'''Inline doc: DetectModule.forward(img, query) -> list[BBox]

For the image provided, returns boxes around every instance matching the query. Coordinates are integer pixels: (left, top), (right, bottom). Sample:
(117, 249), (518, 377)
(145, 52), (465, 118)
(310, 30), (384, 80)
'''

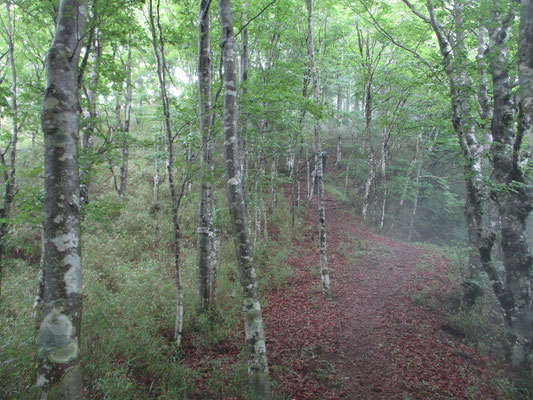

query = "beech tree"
(401, 0), (533, 369)
(197, 0), (217, 311)
(219, 0), (271, 396)
(36, 0), (88, 397)
(307, 0), (331, 300)
(148, 0), (184, 345)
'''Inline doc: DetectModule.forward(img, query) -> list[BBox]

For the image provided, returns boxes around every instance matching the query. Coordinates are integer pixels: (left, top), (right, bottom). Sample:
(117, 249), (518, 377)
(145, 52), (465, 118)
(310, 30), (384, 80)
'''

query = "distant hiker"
(322, 151), (328, 172)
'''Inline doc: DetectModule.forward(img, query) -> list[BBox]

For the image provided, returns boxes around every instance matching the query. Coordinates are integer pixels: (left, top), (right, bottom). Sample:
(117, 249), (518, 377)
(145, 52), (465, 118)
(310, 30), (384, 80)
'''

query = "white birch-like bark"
(307, 0), (331, 300)
(219, 0), (271, 396)
(37, 0), (88, 397)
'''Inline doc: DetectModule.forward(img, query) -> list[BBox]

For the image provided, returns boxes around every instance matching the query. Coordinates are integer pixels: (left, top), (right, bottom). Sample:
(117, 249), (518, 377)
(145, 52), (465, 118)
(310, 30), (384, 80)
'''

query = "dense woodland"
(1, 0), (533, 398)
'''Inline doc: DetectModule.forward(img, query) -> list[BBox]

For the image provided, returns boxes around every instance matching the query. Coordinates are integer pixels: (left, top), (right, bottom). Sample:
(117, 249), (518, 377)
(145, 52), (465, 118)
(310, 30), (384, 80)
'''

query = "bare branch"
(401, 0), (431, 23)
(235, 0), (278, 37)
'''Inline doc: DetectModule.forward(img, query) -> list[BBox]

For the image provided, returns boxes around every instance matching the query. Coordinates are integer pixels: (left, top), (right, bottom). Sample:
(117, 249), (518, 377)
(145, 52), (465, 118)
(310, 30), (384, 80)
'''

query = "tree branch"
(401, 0), (431, 23)
(235, 0), (278, 37)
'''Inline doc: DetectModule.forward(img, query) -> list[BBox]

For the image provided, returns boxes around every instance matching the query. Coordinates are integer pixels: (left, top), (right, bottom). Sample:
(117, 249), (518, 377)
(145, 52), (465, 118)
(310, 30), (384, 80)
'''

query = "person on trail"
(322, 151), (328, 172)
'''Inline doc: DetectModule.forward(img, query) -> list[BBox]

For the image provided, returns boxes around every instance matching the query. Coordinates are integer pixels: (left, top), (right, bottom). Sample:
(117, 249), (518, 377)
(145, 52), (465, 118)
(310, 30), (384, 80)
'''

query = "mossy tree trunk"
(37, 0), (88, 398)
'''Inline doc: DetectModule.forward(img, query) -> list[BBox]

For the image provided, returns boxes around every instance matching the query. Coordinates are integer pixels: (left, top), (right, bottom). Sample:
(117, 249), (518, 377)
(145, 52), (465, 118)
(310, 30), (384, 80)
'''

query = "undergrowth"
(0, 159), (300, 399)
(419, 245), (533, 399)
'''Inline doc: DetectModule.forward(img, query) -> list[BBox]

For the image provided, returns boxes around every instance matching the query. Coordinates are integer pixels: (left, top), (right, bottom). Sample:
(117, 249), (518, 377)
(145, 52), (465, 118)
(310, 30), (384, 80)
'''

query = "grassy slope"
(0, 140), (298, 399)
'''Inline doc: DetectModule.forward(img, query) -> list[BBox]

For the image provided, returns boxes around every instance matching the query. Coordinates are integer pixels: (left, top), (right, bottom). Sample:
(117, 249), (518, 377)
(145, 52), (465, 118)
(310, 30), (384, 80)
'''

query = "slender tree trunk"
(306, 148), (315, 203)
(218, 0), (271, 396)
(388, 132), (422, 234)
(307, 0), (331, 300)
(361, 148), (375, 221)
(197, 0), (216, 311)
(336, 135), (342, 167)
(0, 3), (19, 306)
(149, 0), (183, 345)
(378, 146), (387, 231)
(118, 37), (133, 201)
(407, 158), (423, 242)
(336, 83), (342, 168)
(153, 143), (161, 207)
(80, 28), (100, 207)
(271, 156), (278, 209)
(239, 0), (250, 191)
(37, 1), (87, 398)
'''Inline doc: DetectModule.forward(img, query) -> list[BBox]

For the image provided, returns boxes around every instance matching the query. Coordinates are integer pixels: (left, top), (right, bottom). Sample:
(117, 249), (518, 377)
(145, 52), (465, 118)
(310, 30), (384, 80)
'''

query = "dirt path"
(264, 189), (505, 399)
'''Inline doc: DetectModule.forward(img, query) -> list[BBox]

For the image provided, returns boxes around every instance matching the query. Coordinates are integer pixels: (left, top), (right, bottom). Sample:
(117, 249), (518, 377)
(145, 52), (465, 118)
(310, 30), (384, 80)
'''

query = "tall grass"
(0, 157), (299, 398)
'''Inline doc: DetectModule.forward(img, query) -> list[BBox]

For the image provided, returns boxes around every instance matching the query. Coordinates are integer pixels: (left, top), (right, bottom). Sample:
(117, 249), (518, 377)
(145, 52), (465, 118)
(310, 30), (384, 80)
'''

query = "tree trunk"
(307, 0), (331, 300)
(335, 83), (342, 168)
(378, 146), (387, 231)
(361, 148), (375, 221)
(197, 0), (217, 311)
(218, 0), (271, 396)
(0, 3), (19, 307)
(239, 0), (250, 191)
(118, 36), (133, 201)
(153, 144), (161, 207)
(388, 132), (422, 234)
(407, 159), (422, 242)
(80, 27), (100, 207)
(37, 0), (87, 398)
(149, 0), (183, 345)
(519, 0), (533, 148)
(489, 4), (533, 369)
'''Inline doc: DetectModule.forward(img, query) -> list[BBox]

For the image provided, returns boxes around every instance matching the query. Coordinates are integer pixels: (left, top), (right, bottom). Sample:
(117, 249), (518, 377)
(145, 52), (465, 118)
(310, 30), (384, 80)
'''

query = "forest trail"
(263, 183), (505, 399)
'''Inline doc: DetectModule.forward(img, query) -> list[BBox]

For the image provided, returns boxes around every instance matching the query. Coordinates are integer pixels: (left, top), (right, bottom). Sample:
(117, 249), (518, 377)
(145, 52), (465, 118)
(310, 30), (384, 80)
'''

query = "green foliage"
(0, 260), (40, 400)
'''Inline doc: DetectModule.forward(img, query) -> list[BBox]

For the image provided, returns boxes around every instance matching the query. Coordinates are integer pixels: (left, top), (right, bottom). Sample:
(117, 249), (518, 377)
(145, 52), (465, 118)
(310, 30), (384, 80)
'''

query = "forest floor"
(185, 179), (513, 399)
(262, 185), (508, 400)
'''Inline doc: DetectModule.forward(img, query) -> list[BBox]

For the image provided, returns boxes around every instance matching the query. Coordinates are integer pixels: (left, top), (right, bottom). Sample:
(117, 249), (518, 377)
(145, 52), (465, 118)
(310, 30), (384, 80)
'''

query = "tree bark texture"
(307, 0), (331, 300)
(37, 0), (88, 398)
(218, 0), (271, 397)
(489, 4), (533, 369)
(519, 0), (533, 147)
(197, 0), (217, 311)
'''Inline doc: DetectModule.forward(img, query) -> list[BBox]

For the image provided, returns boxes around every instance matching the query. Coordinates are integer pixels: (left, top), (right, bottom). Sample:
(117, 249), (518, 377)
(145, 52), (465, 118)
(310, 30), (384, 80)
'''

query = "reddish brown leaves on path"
(263, 190), (504, 399)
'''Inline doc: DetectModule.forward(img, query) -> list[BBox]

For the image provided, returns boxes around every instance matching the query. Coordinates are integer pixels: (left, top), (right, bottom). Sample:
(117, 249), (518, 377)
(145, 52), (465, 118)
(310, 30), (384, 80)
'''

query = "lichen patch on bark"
(49, 232), (78, 252)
